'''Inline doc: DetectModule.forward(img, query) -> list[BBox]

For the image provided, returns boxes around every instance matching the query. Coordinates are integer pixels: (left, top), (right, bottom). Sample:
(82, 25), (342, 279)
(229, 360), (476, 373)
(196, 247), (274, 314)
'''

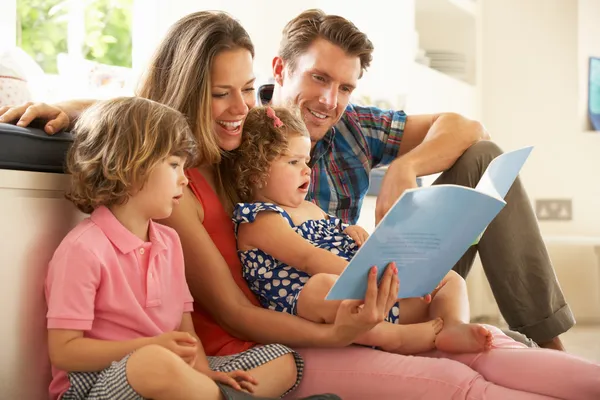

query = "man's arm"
(398, 113), (490, 176)
(375, 112), (490, 223)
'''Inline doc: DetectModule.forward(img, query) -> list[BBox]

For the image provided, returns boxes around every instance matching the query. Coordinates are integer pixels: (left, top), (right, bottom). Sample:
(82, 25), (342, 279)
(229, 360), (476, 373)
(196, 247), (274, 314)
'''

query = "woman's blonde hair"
(231, 106), (309, 203)
(137, 11), (254, 168)
(66, 96), (197, 214)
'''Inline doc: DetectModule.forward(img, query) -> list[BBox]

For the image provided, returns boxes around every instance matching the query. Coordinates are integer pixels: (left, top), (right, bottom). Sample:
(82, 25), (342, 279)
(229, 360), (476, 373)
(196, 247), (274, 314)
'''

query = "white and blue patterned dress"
(233, 202), (399, 323)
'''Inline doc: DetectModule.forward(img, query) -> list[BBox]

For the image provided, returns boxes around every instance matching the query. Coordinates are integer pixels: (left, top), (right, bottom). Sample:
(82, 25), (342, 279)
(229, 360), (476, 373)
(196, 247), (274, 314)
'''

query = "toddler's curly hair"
(231, 106), (309, 202)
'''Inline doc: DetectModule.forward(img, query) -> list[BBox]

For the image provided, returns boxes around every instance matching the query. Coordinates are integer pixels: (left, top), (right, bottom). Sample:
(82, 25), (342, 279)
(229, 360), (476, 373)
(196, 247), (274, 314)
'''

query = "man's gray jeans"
(433, 140), (575, 345)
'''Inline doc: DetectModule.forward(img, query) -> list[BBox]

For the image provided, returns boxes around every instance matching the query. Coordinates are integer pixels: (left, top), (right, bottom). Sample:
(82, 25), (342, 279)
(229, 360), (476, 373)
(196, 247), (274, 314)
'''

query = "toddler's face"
(255, 135), (312, 208)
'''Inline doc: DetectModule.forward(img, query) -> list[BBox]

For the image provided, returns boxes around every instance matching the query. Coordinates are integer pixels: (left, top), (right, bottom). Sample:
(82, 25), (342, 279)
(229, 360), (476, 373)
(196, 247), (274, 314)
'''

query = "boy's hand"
(343, 225), (370, 247)
(153, 331), (198, 364)
(208, 370), (258, 393)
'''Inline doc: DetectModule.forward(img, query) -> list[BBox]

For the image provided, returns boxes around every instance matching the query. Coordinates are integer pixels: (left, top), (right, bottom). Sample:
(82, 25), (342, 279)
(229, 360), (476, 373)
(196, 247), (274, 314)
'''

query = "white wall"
(481, 0), (600, 236)
(0, 0), (16, 51)
(578, 0), (600, 131)
(131, 0), (416, 105)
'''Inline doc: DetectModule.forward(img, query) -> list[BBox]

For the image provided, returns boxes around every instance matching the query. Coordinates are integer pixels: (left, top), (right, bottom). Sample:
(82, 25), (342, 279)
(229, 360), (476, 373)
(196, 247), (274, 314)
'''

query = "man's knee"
(459, 140), (503, 166)
(439, 140), (504, 187)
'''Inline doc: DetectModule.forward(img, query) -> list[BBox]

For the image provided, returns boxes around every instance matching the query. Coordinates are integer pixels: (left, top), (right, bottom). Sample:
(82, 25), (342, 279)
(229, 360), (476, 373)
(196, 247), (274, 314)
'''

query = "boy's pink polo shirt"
(45, 206), (194, 399)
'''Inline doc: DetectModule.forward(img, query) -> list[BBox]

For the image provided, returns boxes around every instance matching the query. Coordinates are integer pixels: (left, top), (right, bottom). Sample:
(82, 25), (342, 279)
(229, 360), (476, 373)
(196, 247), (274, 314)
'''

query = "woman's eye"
(212, 93), (227, 98)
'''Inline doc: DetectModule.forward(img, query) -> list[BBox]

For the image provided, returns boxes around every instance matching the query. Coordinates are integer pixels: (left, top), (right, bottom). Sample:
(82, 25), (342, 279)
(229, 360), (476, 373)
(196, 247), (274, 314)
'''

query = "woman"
(2, 11), (599, 400)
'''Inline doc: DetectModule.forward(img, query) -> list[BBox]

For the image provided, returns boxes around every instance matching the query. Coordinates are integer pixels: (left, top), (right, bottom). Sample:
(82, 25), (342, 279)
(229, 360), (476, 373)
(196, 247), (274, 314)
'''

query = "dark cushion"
(0, 122), (73, 173)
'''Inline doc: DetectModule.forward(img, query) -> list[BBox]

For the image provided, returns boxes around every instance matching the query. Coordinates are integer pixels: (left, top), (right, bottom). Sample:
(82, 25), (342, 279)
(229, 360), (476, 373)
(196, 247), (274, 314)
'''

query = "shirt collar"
(90, 206), (167, 254)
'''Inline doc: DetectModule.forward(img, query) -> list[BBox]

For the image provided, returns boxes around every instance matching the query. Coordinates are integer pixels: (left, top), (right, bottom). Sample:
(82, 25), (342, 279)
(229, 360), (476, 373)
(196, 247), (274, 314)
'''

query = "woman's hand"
(331, 263), (399, 346)
(0, 102), (70, 134)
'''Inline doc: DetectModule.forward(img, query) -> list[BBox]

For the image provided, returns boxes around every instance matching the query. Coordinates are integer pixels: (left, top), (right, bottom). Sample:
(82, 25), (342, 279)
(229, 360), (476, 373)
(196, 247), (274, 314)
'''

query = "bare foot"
(382, 318), (444, 355)
(538, 337), (566, 351)
(435, 323), (493, 353)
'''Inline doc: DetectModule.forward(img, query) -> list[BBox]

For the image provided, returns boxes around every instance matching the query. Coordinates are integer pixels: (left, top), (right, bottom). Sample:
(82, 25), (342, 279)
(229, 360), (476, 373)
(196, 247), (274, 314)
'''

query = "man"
(258, 9), (573, 350)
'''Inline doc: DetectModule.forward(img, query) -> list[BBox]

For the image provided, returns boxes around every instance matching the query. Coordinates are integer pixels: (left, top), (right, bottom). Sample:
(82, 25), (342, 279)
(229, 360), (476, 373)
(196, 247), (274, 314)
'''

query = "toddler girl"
(231, 106), (493, 355)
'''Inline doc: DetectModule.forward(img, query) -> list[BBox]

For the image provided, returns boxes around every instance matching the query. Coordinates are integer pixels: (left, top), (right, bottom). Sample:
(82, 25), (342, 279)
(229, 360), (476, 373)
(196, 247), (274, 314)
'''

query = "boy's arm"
(237, 212), (348, 276)
(48, 329), (197, 372)
(48, 329), (152, 372)
(178, 312), (210, 372)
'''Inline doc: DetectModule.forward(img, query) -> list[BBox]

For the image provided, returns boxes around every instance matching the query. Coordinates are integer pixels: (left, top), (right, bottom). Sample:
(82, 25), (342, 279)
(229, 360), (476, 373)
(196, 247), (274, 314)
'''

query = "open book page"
(470, 146), (534, 244)
(475, 146), (534, 199)
(326, 146), (534, 301)
(326, 185), (506, 300)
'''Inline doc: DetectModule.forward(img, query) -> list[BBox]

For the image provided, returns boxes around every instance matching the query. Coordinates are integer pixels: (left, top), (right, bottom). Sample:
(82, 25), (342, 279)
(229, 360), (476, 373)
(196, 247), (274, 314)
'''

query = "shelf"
(414, 0), (478, 86)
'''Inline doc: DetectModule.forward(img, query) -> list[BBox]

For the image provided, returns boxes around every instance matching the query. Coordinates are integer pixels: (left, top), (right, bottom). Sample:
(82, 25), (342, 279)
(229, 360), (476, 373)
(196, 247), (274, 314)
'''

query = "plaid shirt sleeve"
(344, 103), (407, 168)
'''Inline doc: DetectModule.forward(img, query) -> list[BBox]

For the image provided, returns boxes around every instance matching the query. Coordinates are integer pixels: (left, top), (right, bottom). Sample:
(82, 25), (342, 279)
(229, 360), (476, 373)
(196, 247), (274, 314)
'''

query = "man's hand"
(343, 225), (370, 247)
(375, 159), (419, 225)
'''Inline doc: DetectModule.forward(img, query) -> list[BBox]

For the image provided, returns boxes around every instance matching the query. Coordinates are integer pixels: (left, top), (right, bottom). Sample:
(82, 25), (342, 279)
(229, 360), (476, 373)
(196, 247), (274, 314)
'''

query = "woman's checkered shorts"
(61, 344), (303, 399)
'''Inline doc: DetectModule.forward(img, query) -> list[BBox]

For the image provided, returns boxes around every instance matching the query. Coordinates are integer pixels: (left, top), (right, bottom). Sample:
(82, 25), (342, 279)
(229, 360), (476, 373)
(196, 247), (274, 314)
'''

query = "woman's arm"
(237, 212), (348, 276)
(161, 187), (371, 348)
(0, 99), (96, 133)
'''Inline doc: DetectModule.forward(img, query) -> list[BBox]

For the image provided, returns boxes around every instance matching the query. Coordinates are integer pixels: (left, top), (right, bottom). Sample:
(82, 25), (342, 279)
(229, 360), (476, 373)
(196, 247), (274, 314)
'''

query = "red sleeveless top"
(186, 168), (259, 356)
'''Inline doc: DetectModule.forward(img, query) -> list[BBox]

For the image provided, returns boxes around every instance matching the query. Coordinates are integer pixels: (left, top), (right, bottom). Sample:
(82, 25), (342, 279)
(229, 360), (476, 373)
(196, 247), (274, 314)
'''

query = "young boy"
(46, 97), (266, 400)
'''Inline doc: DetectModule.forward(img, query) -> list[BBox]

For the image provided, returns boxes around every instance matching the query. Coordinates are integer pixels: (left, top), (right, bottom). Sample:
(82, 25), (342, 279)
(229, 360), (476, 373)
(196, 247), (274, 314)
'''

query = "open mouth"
(298, 181), (310, 191)
(217, 120), (243, 135)
(307, 108), (328, 120)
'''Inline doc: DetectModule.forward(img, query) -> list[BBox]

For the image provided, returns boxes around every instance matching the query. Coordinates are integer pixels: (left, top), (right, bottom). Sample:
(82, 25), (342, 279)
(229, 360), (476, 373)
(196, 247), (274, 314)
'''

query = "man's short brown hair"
(279, 9), (374, 77)
(66, 96), (198, 214)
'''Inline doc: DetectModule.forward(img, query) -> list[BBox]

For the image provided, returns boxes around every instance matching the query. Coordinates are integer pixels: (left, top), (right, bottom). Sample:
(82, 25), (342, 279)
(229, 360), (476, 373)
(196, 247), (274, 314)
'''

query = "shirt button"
(139, 248), (145, 255)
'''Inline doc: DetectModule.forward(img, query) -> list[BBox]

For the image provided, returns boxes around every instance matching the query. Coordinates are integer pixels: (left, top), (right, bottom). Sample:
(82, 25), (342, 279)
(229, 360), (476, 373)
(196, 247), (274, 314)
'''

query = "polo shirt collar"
(90, 206), (167, 254)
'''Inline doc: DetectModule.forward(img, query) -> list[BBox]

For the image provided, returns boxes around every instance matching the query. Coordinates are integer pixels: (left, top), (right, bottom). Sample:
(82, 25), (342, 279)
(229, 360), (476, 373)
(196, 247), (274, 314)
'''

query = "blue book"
(326, 146), (534, 300)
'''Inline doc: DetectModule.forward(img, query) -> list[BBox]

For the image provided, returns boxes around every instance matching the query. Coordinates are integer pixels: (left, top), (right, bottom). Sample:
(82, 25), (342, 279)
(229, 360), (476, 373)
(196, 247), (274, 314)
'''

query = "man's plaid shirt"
(259, 84), (406, 224)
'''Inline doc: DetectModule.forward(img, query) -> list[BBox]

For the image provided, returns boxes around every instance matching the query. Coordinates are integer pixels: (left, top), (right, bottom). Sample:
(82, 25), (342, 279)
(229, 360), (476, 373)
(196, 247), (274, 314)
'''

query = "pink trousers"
(285, 326), (600, 400)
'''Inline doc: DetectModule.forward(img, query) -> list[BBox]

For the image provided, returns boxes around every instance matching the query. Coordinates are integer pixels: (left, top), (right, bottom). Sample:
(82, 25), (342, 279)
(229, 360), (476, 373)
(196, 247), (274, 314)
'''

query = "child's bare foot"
(435, 323), (493, 353)
(382, 318), (444, 355)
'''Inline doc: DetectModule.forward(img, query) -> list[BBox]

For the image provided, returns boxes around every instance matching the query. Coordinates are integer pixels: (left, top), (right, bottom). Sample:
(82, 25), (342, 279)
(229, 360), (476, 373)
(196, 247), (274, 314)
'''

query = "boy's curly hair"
(66, 96), (198, 214)
(230, 106), (309, 203)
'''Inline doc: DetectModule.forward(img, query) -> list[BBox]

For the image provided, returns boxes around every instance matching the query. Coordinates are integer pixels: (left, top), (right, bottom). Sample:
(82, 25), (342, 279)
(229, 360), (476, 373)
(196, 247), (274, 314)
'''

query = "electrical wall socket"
(535, 199), (572, 221)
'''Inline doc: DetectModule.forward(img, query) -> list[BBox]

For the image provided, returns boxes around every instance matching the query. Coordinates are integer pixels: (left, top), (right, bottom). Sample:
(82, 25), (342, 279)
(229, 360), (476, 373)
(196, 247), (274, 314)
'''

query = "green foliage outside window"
(16, 0), (132, 74)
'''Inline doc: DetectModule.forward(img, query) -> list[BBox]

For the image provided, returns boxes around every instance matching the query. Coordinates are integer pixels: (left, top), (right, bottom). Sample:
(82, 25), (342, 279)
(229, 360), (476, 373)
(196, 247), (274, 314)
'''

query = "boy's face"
(135, 155), (189, 220)
(254, 135), (312, 208)
(273, 38), (362, 146)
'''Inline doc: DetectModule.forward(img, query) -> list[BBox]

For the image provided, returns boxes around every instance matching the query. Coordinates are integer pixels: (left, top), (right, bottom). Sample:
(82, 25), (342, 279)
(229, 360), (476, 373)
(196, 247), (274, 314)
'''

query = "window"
(17, 0), (132, 74)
